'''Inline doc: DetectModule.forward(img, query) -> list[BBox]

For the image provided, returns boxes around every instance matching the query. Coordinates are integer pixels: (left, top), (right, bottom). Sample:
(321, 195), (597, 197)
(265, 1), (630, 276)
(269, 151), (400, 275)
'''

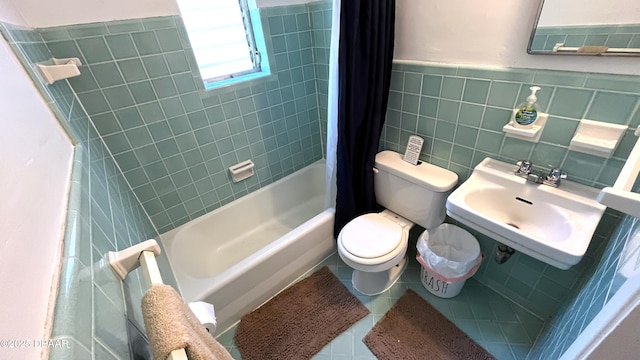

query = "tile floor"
(216, 252), (546, 360)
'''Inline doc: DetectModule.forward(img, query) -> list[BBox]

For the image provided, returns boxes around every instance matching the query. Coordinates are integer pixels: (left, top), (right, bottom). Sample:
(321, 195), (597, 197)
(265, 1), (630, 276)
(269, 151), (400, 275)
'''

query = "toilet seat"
(337, 211), (411, 294)
(340, 213), (403, 259)
(338, 212), (409, 270)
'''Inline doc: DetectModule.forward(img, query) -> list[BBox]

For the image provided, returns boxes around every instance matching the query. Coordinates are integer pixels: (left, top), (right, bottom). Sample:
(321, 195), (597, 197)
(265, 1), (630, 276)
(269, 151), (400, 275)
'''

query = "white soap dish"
(569, 119), (627, 158)
(37, 57), (82, 84)
(229, 160), (255, 182)
(502, 111), (549, 143)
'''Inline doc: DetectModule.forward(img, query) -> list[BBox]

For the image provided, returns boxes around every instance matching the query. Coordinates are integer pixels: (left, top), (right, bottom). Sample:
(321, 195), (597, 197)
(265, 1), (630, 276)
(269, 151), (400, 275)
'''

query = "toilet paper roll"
(188, 301), (217, 336)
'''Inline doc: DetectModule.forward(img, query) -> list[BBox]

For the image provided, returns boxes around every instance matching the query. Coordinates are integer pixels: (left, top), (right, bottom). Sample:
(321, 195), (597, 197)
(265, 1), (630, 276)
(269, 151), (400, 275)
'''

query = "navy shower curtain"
(334, 0), (396, 238)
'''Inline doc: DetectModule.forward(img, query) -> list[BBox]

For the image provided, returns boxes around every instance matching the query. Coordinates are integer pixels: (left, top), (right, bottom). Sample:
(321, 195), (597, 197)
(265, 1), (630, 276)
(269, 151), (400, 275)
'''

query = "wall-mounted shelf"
(569, 119), (627, 158)
(502, 111), (549, 143)
(36, 57), (82, 85)
(597, 127), (640, 218)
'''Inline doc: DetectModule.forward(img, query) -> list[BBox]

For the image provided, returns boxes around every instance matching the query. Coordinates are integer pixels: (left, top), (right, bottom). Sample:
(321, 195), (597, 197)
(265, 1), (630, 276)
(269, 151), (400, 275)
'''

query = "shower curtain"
(331, 0), (396, 238)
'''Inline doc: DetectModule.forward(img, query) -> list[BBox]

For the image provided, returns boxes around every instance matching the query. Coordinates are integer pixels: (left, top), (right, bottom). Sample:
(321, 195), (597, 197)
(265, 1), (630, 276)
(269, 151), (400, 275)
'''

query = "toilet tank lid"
(375, 150), (458, 192)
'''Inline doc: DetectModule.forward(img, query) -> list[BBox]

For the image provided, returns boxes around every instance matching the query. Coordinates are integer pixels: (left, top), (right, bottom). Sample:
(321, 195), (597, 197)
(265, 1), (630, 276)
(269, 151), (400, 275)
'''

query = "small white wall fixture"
(597, 127), (640, 218)
(502, 111), (549, 143)
(36, 57), (81, 85)
(569, 119), (628, 158)
(228, 160), (255, 183)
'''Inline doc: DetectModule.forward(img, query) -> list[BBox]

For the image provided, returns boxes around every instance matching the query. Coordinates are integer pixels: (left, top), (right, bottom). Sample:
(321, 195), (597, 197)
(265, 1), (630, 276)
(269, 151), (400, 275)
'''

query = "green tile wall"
(6, 1), (640, 358)
(531, 23), (640, 52)
(39, 6), (328, 234)
(383, 62), (639, 189)
(308, 1), (333, 145)
(382, 61), (640, 318)
(527, 214), (640, 359)
(1, 3), (330, 357)
(1, 23), (178, 359)
(384, 62), (640, 358)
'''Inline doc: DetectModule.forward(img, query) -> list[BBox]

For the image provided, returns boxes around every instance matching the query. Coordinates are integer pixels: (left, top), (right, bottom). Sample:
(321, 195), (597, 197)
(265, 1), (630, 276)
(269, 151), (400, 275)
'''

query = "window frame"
(178, 0), (271, 90)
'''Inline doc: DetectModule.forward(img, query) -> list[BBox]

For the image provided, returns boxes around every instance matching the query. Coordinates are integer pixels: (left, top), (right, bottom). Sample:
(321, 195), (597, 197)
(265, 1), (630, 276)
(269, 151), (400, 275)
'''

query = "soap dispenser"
(513, 86), (542, 129)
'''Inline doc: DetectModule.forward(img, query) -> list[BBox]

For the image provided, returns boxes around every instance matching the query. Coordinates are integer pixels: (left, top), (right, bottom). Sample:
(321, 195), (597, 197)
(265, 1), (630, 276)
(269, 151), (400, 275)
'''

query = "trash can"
(416, 223), (483, 298)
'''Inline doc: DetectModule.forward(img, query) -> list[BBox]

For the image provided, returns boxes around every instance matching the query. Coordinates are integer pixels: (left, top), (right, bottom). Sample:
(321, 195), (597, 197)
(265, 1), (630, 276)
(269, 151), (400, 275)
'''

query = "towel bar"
(107, 241), (189, 360)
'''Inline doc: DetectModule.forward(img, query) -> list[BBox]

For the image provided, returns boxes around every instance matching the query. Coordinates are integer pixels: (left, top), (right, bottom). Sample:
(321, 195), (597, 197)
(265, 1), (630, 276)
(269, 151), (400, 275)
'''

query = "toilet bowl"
(336, 150), (458, 296)
(337, 211), (412, 295)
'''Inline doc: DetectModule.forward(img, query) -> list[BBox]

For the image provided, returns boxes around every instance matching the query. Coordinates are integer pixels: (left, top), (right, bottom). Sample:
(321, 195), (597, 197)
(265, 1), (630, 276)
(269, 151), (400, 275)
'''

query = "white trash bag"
(417, 223), (481, 280)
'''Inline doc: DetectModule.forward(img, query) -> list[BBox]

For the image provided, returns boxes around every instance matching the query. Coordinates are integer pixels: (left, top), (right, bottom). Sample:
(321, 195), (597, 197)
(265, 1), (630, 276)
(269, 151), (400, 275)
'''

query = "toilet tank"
(374, 150), (458, 229)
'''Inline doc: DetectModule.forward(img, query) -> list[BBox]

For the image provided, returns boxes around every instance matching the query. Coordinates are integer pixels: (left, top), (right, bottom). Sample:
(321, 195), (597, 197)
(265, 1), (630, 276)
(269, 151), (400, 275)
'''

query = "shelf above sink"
(446, 157), (606, 270)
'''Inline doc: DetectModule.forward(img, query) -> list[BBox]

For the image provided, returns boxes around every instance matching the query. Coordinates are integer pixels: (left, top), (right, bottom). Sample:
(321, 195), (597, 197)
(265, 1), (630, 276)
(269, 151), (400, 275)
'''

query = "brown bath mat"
(364, 289), (495, 360)
(234, 266), (369, 359)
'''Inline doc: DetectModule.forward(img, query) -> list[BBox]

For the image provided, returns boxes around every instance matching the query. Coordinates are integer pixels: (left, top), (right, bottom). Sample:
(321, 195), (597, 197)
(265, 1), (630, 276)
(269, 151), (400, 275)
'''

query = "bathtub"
(161, 160), (335, 334)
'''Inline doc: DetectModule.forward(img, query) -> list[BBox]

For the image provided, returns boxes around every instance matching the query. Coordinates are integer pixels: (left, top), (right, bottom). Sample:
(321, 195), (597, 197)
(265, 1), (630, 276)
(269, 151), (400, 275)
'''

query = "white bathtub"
(161, 160), (335, 334)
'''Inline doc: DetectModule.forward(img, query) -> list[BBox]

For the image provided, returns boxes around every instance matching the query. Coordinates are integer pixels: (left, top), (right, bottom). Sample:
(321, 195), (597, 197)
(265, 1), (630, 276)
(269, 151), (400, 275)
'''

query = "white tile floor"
(216, 252), (545, 360)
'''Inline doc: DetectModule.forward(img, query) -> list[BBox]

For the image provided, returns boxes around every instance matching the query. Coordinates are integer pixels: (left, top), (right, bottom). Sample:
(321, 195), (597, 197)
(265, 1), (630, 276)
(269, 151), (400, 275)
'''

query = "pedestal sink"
(446, 158), (606, 269)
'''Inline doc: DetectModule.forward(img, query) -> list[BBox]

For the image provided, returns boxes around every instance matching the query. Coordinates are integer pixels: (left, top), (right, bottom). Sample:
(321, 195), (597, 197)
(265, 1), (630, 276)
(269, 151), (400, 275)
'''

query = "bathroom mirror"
(528, 0), (640, 56)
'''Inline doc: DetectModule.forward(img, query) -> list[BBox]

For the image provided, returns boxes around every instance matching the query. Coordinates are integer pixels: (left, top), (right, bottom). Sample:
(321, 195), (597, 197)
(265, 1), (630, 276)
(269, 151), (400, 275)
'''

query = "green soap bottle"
(513, 86), (541, 128)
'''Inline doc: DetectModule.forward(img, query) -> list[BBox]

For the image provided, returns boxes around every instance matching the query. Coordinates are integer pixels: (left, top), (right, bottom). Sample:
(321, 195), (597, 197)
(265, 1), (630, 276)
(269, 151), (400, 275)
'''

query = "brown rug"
(234, 266), (369, 360)
(364, 289), (496, 360)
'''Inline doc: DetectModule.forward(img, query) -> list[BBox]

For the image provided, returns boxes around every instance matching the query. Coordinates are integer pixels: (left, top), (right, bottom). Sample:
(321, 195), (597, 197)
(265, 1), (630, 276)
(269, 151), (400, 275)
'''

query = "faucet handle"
(545, 168), (567, 186)
(548, 168), (567, 180)
(516, 160), (532, 175)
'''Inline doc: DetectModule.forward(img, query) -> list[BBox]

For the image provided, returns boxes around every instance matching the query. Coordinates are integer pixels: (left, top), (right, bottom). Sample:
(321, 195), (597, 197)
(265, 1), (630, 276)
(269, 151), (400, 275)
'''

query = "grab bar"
(108, 240), (189, 360)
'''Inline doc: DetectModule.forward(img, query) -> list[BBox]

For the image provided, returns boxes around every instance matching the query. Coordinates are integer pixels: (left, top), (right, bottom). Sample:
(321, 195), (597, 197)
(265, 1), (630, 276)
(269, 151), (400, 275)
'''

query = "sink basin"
(446, 157), (606, 269)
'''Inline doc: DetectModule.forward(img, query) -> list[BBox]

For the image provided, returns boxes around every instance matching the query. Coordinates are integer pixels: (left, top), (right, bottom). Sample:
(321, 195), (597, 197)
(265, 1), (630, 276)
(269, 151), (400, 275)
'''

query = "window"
(177, 0), (267, 89)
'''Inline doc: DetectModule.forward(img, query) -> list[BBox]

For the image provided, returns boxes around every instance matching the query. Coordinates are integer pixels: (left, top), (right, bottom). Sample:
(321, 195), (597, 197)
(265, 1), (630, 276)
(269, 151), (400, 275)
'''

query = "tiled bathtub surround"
(531, 23), (640, 52)
(4, 1), (640, 359)
(308, 2), (333, 144)
(2, 3), (331, 359)
(38, 4), (331, 234)
(0, 23), (178, 359)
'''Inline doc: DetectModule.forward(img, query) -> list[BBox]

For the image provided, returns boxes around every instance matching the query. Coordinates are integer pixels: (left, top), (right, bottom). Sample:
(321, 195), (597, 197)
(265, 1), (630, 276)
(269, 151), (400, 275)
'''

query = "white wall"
(394, 0), (640, 75)
(12, 0), (180, 28)
(0, 36), (73, 358)
(255, 0), (322, 7)
(0, 0), (26, 25)
(12, 0), (639, 75)
(12, 0), (320, 27)
(539, 0), (640, 26)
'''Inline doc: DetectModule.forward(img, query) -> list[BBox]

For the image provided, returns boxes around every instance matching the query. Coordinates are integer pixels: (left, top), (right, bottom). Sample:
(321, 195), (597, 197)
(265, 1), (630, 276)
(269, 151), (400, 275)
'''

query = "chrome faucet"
(515, 160), (567, 187)
(515, 160), (532, 176)
(546, 168), (568, 186)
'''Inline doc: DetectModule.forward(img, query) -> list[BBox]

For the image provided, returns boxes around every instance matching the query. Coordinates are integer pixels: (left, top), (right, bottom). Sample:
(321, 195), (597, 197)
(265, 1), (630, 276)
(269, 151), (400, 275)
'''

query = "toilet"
(337, 150), (458, 295)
